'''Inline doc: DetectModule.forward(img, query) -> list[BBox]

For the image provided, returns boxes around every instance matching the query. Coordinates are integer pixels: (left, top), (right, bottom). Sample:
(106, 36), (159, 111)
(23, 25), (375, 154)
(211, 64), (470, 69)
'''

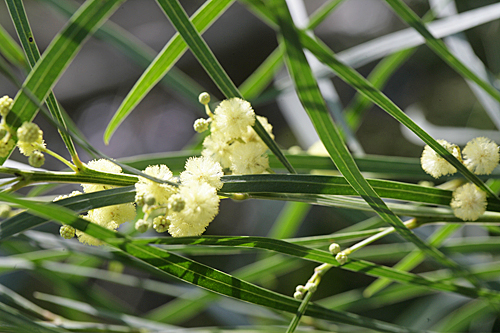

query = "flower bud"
(193, 118), (210, 133)
(335, 252), (348, 265)
(0, 95), (13, 117)
(293, 291), (304, 300)
(135, 219), (149, 233)
(0, 204), (11, 218)
(198, 92), (210, 105)
(153, 215), (171, 233)
(168, 193), (185, 212)
(29, 151), (45, 167)
(60, 225), (76, 239)
(329, 243), (341, 255)
(144, 194), (156, 206)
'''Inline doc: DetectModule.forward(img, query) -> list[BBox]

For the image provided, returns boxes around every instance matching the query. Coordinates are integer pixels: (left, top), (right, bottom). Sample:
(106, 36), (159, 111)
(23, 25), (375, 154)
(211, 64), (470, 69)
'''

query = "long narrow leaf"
(1, 0), (125, 165)
(0, 191), (420, 332)
(6, 0), (77, 159)
(156, 0), (296, 174)
(104, 0), (234, 143)
(265, 0), (483, 291)
(0, 24), (26, 69)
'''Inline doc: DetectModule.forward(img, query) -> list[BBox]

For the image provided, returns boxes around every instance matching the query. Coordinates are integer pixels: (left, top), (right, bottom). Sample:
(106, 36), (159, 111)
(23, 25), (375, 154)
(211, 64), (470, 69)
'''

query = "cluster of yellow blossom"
(195, 94), (274, 175)
(58, 160), (136, 246)
(0, 95), (46, 167)
(135, 156), (222, 237)
(57, 95), (276, 244)
(420, 137), (499, 221)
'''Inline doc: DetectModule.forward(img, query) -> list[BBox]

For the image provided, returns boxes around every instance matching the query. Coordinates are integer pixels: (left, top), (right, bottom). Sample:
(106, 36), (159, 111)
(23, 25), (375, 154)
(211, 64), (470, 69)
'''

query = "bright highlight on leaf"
(3, 0), (500, 332)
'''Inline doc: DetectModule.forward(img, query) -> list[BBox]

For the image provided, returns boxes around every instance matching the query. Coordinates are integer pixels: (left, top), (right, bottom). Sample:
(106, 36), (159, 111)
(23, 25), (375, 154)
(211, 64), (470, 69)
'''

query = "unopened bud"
(198, 92), (210, 105)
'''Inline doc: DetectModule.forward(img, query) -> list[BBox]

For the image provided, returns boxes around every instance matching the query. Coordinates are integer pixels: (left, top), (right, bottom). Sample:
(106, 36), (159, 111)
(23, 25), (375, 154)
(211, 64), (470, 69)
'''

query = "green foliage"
(1, 0), (500, 332)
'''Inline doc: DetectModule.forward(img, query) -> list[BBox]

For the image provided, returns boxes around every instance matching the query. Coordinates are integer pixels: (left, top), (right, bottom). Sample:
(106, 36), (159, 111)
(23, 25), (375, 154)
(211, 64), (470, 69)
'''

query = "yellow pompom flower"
(241, 115), (274, 143)
(180, 156), (223, 190)
(420, 139), (460, 178)
(81, 159), (122, 193)
(450, 183), (487, 221)
(135, 164), (177, 205)
(168, 182), (220, 237)
(212, 98), (255, 141)
(462, 137), (499, 175)
(17, 122), (45, 157)
(202, 134), (232, 169)
(229, 141), (269, 175)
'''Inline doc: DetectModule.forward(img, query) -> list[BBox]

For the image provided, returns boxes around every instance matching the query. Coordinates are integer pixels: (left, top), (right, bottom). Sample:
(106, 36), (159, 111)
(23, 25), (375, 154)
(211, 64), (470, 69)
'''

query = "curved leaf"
(1, 0), (125, 164)
(104, 0), (234, 143)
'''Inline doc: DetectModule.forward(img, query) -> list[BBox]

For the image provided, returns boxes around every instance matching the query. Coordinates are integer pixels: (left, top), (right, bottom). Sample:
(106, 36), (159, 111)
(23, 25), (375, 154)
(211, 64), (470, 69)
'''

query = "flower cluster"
(57, 95), (275, 244)
(195, 94), (273, 175)
(57, 160), (137, 246)
(0, 95), (46, 167)
(420, 137), (499, 221)
(135, 156), (222, 237)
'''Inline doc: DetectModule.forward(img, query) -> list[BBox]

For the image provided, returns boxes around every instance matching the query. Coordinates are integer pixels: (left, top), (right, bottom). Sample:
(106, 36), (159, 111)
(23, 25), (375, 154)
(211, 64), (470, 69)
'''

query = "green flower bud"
(0, 204), (11, 218)
(135, 219), (149, 233)
(29, 151), (45, 167)
(60, 225), (76, 239)
(144, 194), (156, 206)
(153, 215), (170, 233)
(193, 118), (210, 133)
(168, 194), (185, 212)
(198, 92), (210, 105)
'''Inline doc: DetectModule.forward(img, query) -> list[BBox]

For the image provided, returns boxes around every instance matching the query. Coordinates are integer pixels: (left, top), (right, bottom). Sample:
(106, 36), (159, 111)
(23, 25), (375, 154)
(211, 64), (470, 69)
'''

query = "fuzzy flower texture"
(135, 156), (222, 237)
(58, 96), (276, 244)
(196, 97), (273, 175)
(420, 137), (499, 222)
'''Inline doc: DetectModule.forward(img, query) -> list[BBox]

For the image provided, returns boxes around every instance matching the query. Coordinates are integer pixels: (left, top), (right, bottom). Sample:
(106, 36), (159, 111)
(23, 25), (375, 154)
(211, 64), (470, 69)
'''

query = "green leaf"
(244, 0), (498, 200)
(0, 192), (424, 332)
(364, 224), (461, 297)
(130, 235), (500, 302)
(384, 0), (500, 111)
(103, 0), (233, 143)
(155, 0), (296, 174)
(6, 0), (78, 160)
(1, 0), (125, 165)
(42, 0), (205, 110)
(263, 0), (483, 290)
(0, 186), (135, 241)
(0, 23), (26, 69)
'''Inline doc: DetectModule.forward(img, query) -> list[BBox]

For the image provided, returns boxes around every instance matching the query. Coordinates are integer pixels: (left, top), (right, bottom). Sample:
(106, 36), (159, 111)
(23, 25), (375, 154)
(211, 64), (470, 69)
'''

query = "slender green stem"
(287, 290), (313, 333)
(38, 145), (77, 171)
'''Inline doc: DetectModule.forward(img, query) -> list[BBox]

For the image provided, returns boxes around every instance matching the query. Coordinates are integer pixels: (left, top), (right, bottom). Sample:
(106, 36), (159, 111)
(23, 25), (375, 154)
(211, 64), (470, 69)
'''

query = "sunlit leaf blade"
(0, 186), (135, 241)
(384, 0), (500, 110)
(264, 0), (484, 291)
(0, 302), (65, 333)
(6, 0), (77, 159)
(364, 224), (461, 297)
(1, 0), (125, 165)
(0, 24), (26, 69)
(42, 0), (204, 109)
(156, 0), (295, 174)
(104, 0), (234, 144)
(0, 192), (420, 332)
(242, 0), (497, 200)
